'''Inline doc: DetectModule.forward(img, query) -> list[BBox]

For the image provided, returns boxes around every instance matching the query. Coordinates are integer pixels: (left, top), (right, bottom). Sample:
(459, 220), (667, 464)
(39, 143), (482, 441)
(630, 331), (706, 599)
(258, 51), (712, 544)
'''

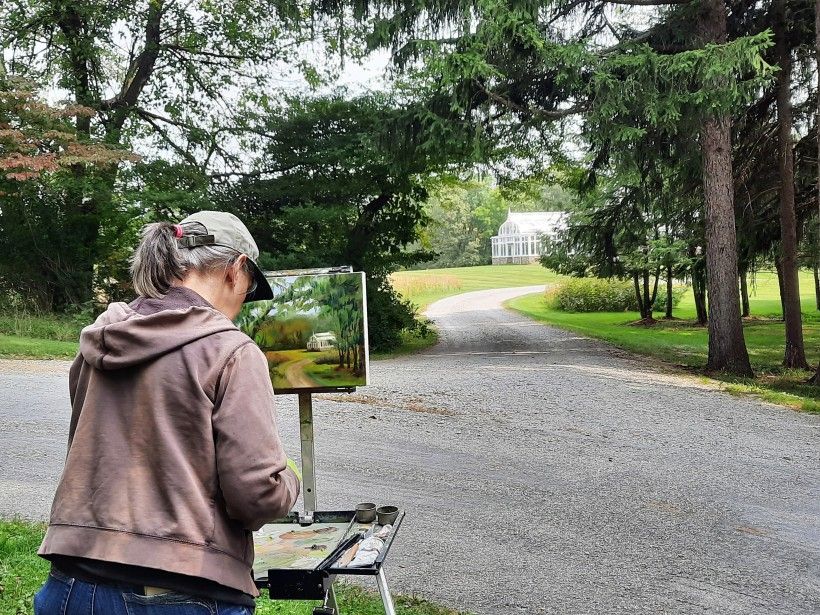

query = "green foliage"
(0, 0), (337, 309)
(0, 78), (136, 309)
(545, 278), (639, 313)
(366, 277), (427, 352)
(415, 177), (575, 269)
(221, 92), (475, 349)
(585, 34), (776, 147)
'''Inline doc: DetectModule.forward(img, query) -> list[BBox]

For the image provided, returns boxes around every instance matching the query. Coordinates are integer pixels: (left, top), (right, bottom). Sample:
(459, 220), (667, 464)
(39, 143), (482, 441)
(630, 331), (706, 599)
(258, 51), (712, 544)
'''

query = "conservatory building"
(491, 211), (566, 264)
(307, 332), (337, 351)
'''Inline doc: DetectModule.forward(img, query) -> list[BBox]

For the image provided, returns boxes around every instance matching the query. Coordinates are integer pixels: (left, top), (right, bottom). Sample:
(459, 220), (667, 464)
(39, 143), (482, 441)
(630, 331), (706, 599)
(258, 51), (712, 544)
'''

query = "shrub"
(546, 278), (689, 313)
(545, 278), (639, 312)
(366, 275), (428, 352)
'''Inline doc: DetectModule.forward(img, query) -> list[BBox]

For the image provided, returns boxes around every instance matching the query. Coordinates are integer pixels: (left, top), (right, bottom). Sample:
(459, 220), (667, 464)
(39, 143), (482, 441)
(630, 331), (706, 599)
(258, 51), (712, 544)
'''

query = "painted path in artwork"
(1, 286), (819, 614)
(284, 357), (318, 389)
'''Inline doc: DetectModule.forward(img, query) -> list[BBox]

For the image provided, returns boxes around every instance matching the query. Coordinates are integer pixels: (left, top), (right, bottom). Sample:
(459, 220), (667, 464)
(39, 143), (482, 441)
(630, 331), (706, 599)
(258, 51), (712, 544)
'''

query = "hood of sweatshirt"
(79, 299), (240, 371)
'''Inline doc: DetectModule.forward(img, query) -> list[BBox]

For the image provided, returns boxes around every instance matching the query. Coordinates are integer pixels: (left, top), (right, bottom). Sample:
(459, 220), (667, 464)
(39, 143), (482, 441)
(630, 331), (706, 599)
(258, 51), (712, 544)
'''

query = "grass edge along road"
(391, 264), (562, 312)
(0, 520), (467, 615)
(507, 288), (819, 414)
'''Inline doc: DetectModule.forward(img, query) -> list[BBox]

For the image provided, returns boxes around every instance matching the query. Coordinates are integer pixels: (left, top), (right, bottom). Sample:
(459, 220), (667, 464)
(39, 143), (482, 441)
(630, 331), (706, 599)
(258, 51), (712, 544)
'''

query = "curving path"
(1, 286), (819, 614)
(284, 358), (317, 389)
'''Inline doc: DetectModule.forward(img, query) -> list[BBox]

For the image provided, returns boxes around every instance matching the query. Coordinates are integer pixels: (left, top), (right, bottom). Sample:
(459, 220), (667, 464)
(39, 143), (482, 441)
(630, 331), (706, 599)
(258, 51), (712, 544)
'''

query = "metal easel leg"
(376, 569), (397, 615)
(298, 392), (317, 524)
(314, 582), (339, 615)
(326, 584), (338, 612)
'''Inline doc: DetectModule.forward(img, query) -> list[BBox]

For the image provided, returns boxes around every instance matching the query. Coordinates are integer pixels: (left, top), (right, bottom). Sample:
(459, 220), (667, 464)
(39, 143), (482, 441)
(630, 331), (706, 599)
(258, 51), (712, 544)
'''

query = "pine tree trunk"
(698, 0), (753, 376)
(643, 269), (652, 319)
(814, 263), (820, 310)
(739, 265), (750, 318)
(774, 0), (809, 368)
(633, 273), (644, 318)
(651, 267), (660, 309)
(666, 264), (674, 318)
(775, 259), (787, 320)
(692, 261), (708, 325)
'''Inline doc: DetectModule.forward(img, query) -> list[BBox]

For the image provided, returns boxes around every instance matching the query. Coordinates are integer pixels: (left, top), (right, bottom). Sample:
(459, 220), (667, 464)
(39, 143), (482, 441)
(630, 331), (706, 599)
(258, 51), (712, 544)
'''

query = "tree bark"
(665, 264), (674, 318)
(651, 267), (660, 307)
(692, 259), (708, 325)
(698, 0), (753, 375)
(633, 273), (644, 317)
(48, 3), (164, 308)
(774, 0), (809, 368)
(643, 268), (651, 319)
(814, 263), (820, 310)
(775, 258), (787, 319)
(739, 264), (750, 317)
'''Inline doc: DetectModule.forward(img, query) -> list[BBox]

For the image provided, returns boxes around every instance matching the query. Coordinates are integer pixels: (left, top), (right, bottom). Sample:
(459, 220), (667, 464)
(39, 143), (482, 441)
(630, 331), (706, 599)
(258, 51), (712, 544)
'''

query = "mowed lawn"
(391, 264), (564, 311)
(0, 520), (462, 615)
(507, 270), (819, 412)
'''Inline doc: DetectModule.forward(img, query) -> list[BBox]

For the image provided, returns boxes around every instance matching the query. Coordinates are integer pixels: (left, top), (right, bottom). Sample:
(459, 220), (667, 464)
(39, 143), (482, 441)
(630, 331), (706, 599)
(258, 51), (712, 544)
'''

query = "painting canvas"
(236, 270), (369, 392)
(252, 522), (351, 573)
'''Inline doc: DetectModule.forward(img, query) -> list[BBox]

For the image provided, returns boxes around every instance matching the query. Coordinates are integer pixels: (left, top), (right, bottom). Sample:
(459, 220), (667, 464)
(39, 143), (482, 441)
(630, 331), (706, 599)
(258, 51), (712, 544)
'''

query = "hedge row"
(545, 277), (686, 312)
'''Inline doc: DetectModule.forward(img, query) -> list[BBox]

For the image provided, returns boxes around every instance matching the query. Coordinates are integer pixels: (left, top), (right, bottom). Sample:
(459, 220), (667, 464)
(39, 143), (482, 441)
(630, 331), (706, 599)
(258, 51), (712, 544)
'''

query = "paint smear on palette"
(253, 522), (349, 572)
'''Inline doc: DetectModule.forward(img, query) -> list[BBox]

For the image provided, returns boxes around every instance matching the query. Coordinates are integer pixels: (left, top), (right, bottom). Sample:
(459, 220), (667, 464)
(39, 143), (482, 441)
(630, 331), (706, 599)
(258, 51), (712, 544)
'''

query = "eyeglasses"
(245, 274), (258, 297)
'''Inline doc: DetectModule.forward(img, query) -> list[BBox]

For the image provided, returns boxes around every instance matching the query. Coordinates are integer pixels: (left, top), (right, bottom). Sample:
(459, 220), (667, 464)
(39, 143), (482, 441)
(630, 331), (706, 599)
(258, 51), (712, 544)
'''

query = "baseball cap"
(177, 211), (273, 303)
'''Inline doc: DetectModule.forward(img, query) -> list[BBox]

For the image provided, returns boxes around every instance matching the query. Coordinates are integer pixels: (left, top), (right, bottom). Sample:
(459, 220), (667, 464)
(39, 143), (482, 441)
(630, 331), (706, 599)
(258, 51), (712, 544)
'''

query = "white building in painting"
(306, 332), (337, 351)
(491, 211), (566, 265)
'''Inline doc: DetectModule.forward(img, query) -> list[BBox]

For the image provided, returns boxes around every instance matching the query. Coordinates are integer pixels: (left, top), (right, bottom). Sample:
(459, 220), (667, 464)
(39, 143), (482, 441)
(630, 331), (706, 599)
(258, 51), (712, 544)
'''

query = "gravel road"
(1, 286), (818, 614)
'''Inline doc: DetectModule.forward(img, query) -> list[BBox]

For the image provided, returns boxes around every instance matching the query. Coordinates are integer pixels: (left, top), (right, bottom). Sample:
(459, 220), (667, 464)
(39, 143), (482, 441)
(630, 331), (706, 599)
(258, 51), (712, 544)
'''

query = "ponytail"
(130, 222), (186, 298)
(130, 220), (247, 298)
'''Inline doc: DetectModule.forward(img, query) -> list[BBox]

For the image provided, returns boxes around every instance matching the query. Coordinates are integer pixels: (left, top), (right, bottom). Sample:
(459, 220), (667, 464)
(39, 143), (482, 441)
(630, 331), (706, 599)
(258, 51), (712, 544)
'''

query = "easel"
(252, 266), (400, 615)
(294, 391), (398, 615)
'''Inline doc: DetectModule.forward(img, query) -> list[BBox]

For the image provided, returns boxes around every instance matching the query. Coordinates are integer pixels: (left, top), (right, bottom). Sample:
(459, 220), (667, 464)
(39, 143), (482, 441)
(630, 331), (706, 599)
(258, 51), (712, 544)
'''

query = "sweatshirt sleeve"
(212, 341), (300, 530)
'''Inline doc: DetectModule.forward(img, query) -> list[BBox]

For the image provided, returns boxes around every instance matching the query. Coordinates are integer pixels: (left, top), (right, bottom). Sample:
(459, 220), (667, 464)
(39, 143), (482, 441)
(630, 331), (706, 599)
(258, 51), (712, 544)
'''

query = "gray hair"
(130, 220), (252, 298)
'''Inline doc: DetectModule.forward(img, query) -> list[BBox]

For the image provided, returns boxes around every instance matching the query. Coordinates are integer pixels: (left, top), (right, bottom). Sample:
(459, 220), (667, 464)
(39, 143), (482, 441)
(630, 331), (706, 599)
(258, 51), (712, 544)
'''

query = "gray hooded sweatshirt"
(39, 287), (300, 598)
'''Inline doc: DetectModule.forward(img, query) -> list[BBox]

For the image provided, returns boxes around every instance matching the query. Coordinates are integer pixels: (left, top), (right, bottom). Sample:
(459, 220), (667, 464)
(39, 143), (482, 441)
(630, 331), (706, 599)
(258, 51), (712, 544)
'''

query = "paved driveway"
(1, 286), (818, 614)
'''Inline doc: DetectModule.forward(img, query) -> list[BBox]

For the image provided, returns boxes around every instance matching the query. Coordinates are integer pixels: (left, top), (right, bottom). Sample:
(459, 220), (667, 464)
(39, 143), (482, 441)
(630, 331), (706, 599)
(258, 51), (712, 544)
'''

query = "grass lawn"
(508, 270), (819, 413)
(303, 361), (364, 388)
(0, 335), (77, 359)
(0, 313), (83, 359)
(391, 264), (563, 312)
(0, 520), (463, 615)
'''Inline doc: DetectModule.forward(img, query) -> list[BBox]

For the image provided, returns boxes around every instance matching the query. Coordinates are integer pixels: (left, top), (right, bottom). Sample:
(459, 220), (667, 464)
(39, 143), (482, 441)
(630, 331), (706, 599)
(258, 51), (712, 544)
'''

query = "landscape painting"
(236, 271), (369, 392)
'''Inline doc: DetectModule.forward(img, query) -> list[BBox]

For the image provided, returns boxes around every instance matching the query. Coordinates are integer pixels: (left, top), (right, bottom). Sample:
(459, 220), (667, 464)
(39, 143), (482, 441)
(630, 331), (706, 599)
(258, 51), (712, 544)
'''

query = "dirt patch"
(0, 359), (72, 376)
(318, 393), (454, 416)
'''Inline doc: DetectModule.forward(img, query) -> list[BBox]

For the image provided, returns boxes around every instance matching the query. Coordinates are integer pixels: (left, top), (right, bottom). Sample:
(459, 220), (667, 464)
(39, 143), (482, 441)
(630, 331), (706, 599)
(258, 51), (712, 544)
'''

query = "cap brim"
(244, 261), (273, 303)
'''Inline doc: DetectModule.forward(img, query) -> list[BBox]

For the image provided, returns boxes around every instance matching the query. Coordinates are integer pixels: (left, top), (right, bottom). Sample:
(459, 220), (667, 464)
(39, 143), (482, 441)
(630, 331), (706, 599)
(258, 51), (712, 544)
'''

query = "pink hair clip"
(173, 224), (184, 238)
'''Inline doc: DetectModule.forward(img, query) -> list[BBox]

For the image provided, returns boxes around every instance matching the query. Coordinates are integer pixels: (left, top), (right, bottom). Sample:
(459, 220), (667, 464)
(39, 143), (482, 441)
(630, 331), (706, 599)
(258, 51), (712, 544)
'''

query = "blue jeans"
(34, 570), (254, 615)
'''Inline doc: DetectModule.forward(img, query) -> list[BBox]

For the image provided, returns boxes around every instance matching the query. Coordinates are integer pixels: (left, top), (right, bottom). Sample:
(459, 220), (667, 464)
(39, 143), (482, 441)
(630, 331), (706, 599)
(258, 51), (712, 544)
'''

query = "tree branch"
(160, 43), (244, 61)
(101, 0), (163, 117)
(207, 163), (303, 179)
(136, 109), (198, 166)
(476, 81), (584, 119)
(605, 0), (691, 5)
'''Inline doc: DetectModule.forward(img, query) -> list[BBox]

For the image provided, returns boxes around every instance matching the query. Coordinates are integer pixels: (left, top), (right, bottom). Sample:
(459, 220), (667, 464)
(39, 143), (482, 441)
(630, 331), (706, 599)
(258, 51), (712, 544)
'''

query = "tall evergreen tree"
(354, 0), (770, 374)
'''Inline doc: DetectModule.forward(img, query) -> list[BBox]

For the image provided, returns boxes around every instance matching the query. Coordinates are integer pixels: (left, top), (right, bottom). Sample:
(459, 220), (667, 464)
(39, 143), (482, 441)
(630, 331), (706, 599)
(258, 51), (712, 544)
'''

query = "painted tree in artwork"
(306, 275), (366, 376)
